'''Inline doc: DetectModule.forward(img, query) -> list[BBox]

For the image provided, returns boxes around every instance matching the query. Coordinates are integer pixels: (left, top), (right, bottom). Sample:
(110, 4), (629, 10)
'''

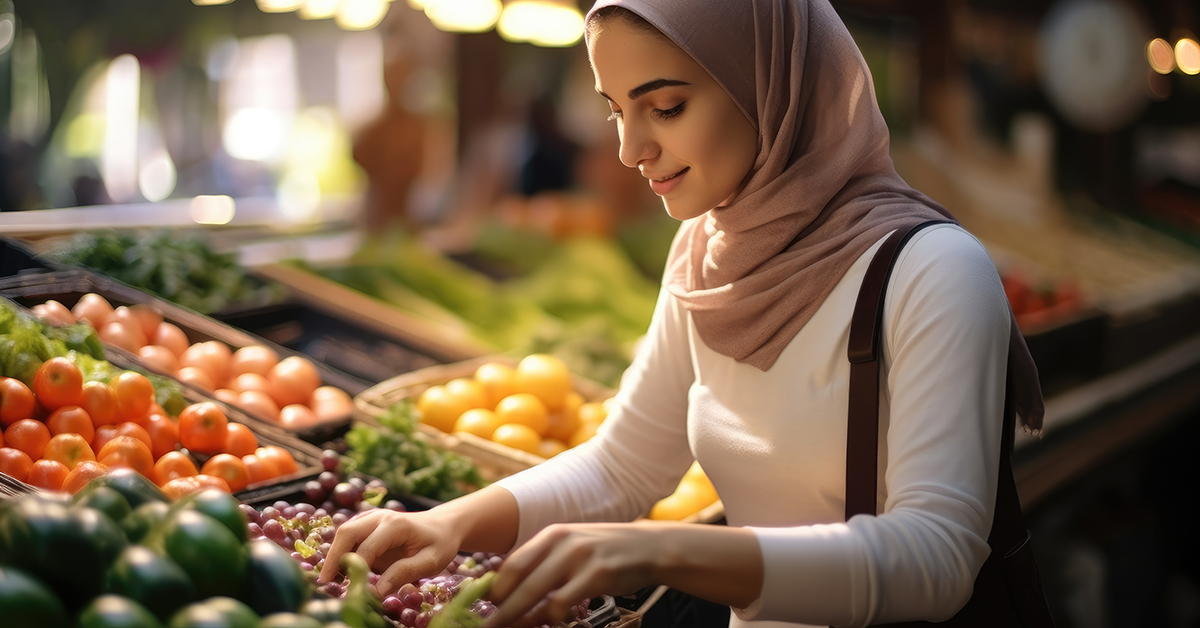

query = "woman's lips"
(648, 167), (688, 196)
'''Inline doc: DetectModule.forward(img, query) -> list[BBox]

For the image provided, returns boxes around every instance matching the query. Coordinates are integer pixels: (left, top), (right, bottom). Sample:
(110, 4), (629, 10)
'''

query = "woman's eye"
(653, 102), (685, 120)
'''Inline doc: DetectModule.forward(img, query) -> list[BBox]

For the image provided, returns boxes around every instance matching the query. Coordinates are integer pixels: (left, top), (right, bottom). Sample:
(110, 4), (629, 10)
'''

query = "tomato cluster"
(1001, 272), (1086, 332)
(0, 357), (298, 497)
(33, 294), (355, 431)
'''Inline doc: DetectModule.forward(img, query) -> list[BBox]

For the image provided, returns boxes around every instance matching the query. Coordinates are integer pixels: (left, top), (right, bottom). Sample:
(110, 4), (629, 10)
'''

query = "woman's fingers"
(376, 544), (451, 598)
(318, 509), (388, 583)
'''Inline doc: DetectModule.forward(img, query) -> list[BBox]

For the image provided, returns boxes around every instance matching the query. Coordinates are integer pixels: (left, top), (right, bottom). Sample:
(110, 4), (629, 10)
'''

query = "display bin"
(353, 356), (615, 483)
(0, 235), (50, 278)
(0, 268), (364, 445)
(353, 357), (726, 525)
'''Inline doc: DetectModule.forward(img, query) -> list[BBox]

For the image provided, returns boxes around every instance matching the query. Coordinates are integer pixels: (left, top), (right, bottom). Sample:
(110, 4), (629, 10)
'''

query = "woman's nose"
(618, 120), (656, 169)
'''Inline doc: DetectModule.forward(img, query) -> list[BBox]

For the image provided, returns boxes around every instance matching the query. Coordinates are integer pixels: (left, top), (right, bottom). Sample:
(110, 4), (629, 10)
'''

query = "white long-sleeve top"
(494, 223), (1010, 627)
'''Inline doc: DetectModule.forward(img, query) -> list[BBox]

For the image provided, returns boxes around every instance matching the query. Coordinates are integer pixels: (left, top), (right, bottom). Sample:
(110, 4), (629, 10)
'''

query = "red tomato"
(268, 356), (321, 408)
(112, 371), (155, 425)
(0, 377), (37, 427)
(33, 357), (84, 411)
(178, 402), (229, 455)
(79, 381), (119, 428)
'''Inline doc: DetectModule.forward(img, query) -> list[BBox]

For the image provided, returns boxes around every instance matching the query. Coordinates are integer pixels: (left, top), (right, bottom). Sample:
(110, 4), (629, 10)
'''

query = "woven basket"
(354, 355), (615, 483)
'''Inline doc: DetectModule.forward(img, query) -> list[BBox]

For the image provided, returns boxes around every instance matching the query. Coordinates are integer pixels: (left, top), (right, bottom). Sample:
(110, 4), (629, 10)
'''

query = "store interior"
(2, 0), (1200, 626)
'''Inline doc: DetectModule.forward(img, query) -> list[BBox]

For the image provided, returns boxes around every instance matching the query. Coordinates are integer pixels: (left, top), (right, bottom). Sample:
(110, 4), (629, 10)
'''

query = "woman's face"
(588, 18), (759, 221)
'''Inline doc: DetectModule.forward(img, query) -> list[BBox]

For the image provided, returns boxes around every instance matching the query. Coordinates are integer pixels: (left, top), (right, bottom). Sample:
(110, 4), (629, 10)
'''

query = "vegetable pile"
(0, 299), (300, 497)
(32, 292), (353, 431)
(0, 472), (319, 628)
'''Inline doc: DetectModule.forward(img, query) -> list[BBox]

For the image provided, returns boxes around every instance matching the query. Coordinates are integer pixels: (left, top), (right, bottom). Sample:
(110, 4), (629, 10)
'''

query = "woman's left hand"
(484, 522), (662, 627)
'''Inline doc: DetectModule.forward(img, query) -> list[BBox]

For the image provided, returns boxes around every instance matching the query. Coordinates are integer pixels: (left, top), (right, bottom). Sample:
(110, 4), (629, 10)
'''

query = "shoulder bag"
(843, 220), (1055, 627)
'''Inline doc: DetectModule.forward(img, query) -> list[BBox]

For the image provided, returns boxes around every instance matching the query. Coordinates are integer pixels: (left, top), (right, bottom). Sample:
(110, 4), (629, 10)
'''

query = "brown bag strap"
(845, 220), (1025, 547)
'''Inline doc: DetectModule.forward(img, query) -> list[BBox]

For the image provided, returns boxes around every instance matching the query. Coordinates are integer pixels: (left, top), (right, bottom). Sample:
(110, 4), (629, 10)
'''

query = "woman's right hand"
(318, 507), (463, 597)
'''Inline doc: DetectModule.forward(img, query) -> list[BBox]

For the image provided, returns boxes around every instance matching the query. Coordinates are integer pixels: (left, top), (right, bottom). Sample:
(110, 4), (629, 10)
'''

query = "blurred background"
(2, 0), (1200, 626)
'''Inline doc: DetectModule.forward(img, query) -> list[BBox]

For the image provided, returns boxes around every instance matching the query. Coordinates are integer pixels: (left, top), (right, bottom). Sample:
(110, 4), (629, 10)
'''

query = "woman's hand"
(485, 522), (662, 627)
(318, 507), (463, 597)
(486, 520), (763, 627)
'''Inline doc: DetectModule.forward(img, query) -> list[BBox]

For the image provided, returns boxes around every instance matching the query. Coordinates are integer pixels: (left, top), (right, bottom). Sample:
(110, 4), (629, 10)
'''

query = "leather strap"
(844, 219), (1024, 536)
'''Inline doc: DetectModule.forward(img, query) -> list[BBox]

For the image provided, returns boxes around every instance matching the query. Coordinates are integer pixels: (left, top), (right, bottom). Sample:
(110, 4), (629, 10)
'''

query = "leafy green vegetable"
(428, 571), (497, 628)
(52, 230), (285, 314)
(342, 401), (485, 502)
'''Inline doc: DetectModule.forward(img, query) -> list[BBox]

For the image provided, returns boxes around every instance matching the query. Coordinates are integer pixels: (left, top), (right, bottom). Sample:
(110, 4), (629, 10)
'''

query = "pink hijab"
(585, 0), (1044, 431)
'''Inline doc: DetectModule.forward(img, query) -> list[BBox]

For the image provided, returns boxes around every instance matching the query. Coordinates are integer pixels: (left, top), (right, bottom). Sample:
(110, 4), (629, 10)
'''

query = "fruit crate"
(0, 268), (364, 445)
(353, 356), (615, 483)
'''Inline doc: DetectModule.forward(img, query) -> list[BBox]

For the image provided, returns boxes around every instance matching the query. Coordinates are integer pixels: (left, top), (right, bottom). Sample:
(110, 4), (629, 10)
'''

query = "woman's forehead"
(589, 21), (700, 95)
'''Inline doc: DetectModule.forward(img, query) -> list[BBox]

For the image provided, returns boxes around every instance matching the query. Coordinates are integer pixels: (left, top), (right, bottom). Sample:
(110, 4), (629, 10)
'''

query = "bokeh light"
(190, 195), (236, 225)
(1147, 38), (1175, 74)
(1176, 38), (1200, 75)
(424, 0), (502, 33)
(497, 0), (584, 47)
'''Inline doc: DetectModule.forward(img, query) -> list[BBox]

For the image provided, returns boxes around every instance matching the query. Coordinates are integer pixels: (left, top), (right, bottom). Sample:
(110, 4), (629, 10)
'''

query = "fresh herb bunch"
(343, 400), (485, 502)
(54, 229), (284, 314)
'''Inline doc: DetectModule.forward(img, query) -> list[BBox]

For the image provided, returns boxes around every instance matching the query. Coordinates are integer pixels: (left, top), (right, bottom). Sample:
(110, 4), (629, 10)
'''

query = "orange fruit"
(61, 460), (109, 495)
(473, 362), (518, 409)
(45, 405), (95, 444)
(27, 459), (70, 491)
(241, 454), (277, 485)
(112, 371), (155, 426)
(222, 422), (258, 458)
(114, 422), (153, 450)
(0, 377), (36, 427)
(513, 354), (572, 412)
(444, 378), (488, 411)
(453, 408), (502, 440)
(145, 414), (180, 460)
(200, 453), (250, 492)
(153, 450), (199, 487)
(5, 419), (51, 460)
(178, 402), (229, 455)
(537, 438), (568, 459)
(416, 385), (471, 433)
(491, 423), (541, 455)
(33, 357), (84, 411)
(545, 392), (584, 443)
(97, 435), (155, 478)
(161, 474), (231, 499)
(0, 447), (34, 482)
(78, 381), (119, 428)
(494, 393), (549, 436)
(255, 446), (298, 476)
(578, 401), (609, 426)
(43, 433), (96, 470)
(567, 420), (600, 448)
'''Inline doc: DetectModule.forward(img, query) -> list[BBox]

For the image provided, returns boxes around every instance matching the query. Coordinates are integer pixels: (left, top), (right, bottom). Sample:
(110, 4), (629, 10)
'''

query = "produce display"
(298, 233), (658, 388)
(1000, 270), (1086, 332)
(29, 292), (354, 431)
(0, 470), (321, 628)
(413, 354), (609, 459)
(0, 299), (301, 496)
(648, 462), (721, 522)
(49, 229), (285, 315)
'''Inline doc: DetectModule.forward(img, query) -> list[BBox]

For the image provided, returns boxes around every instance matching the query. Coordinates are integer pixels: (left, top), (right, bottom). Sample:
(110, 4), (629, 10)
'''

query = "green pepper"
(259, 613), (324, 628)
(167, 596), (259, 628)
(176, 489), (248, 544)
(0, 566), (70, 628)
(76, 485), (134, 525)
(77, 594), (165, 628)
(121, 501), (172, 544)
(75, 467), (170, 510)
(106, 545), (197, 622)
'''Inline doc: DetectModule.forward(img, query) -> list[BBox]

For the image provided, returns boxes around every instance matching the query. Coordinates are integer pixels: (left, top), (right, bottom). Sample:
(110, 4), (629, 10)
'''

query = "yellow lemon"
(494, 393), (549, 436)
(567, 420), (599, 448)
(454, 408), (502, 439)
(491, 423), (541, 455)
(545, 392), (584, 443)
(537, 438), (569, 459)
(577, 401), (608, 426)
(417, 385), (471, 433)
(445, 377), (488, 410)
(649, 481), (718, 521)
(513, 353), (573, 412)
(473, 362), (518, 409)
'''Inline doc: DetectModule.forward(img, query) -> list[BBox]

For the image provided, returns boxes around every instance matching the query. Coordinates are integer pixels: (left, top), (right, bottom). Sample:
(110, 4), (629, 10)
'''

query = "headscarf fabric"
(585, 0), (1044, 430)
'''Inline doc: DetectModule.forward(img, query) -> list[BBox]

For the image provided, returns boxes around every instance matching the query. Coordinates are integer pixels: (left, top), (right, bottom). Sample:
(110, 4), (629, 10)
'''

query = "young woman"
(320, 1), (1045, 626)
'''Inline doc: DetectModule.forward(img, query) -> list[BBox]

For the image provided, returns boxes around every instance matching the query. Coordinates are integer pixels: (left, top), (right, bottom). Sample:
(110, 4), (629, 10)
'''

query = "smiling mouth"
(652, 167), (688, 182)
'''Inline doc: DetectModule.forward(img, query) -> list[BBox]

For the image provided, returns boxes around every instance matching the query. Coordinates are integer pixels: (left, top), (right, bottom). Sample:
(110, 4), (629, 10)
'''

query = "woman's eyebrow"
(596, 78), (691, 102)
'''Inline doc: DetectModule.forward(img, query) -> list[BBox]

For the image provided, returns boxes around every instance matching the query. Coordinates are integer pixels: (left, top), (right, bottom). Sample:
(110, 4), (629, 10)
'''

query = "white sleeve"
(494, 285), (697, 548)
(745, 227), (1009, 626)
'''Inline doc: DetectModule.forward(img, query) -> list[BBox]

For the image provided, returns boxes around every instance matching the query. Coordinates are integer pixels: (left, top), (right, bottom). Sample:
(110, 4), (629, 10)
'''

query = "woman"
(320, 1), (1045, 626)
